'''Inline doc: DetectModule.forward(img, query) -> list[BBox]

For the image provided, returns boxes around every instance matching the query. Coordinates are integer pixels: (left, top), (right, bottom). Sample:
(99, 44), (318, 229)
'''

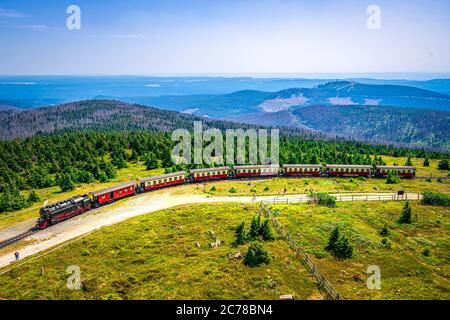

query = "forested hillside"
(292, 105), (450, 150)
(0, 100), (314, 140)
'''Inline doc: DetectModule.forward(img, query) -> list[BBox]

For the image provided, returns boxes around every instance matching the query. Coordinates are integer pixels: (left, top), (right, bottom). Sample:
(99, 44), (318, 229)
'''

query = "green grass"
(272, 201), (450, 300)
(0, 203), (319, 300)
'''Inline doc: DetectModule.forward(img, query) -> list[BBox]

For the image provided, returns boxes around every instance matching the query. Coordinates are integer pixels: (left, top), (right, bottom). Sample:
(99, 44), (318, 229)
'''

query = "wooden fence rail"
(261, 193), (421, 205)
(259, 205), (342, 300)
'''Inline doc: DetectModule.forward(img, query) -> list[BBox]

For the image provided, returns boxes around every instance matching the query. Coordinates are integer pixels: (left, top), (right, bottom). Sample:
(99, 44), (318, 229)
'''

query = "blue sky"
(0, 0), (449, 75)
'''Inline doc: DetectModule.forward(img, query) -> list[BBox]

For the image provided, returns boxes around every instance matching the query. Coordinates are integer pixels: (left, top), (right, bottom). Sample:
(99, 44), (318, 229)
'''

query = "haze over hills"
(2, 76), (450, 109)
(132, 81), (450, 117)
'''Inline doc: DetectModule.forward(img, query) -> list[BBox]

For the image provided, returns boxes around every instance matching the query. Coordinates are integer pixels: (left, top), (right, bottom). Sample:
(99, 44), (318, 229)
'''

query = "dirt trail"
(0, 191), (420, 269)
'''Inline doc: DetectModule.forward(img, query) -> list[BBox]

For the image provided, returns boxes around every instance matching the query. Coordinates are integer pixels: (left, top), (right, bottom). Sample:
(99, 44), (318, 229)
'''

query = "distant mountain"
(0, 100), (316, 140)
(227, 105), (450, 150)
(130, 81), (450, 117)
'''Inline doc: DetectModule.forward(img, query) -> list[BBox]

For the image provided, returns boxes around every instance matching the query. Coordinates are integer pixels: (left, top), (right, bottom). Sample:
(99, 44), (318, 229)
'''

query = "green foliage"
(422, 248), (431, 257)
(312, 192), (337, 207)
(244, 242), (271, 267)
(260, 219), (275, 241)
(421, 191), (450, 207)
(248, 215), (261, 240)
(145, 152), (160, 170)
(325, 226), (353, 259)
(234, 221), (246, 245)
(58, 173), (75, 192)
(437, 177), (444, 183)
(405, 156), (413, 166)
(263, 186), (270, 192)
(438, 159), (449, 170)
(210, 186), (217, 192)
(0, 183), (29, 213)
(386, 170), (400, 184)
(325, 226), (340, 252)
(229, 187), (237, 194)
(27, 190), (40, 203)
(423, 157), (430, 167)
(379, 224), (389, 236)
(398, 201), (412, 224)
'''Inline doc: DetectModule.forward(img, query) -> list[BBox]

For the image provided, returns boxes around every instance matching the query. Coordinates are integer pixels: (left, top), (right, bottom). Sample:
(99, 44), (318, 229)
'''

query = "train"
(36, 163), (416, 229)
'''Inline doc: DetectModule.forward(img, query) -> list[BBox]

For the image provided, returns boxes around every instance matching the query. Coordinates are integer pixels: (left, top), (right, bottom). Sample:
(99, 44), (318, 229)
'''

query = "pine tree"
(325, 226), (340, 253)
(334, 236), (353, 259)
(405, 156), (413, 166)
(234, 221), (246, 245)
(249, 215), (260, 240)
(260, 219), (274, 241)
(423, 157), (430, 167)
(244, 242), (271, 267)
(398, 201), (412, 224)
(386, 170), (400, 184)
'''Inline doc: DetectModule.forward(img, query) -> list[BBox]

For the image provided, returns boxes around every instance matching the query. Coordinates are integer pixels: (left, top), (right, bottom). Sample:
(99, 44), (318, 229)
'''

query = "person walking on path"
(14, 251), (19, 261)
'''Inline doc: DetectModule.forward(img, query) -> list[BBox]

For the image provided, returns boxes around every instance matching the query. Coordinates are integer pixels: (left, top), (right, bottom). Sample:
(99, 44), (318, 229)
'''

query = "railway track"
(0, 229), (38, 250)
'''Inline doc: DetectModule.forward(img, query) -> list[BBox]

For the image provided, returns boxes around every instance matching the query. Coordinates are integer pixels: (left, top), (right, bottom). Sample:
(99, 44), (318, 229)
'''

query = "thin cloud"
(107, 33), (144, 39)
(15, 24), (48, 31)
(0, 8), (26, 18)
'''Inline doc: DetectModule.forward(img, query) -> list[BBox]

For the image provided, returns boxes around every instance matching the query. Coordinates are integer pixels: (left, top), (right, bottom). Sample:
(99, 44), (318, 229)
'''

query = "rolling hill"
(124, 81), (450, 118)
(0, 100), (317, 140)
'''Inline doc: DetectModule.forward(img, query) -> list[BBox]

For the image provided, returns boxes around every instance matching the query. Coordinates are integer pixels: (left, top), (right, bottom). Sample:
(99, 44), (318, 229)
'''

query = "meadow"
(0, 200), (448, 300)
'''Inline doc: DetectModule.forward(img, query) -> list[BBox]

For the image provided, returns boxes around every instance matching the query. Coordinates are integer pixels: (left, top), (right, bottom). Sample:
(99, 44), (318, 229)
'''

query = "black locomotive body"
(36, 195), (92, 229)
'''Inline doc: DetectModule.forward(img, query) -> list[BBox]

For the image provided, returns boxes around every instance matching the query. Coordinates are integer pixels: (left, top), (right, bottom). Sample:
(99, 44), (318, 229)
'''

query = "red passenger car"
(190, 167), (230, 181)
(234, 165), (280, 178)
(140, 171), (186, 191)
(91, 181), (136, 206)
(326, 165), (372, 177)
(375, 166), (416, 178)
(283, 164), (323, 176)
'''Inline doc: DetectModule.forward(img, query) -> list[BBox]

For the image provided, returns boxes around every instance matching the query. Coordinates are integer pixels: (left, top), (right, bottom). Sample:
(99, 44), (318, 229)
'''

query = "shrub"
(437, 178), (444, 183)
(423, 157), (430, 167)
(210, 186), (217, 192)
(438, 159), (449, 170)
(421, 191), (450, 207)
(379, 224), (389, 236)
(316, 192), (337, 207)
(244, 242), (271, 267)
(398, 201), (412, 224)
(27, 190), (40, 203)
(425, 177), (432, 183)
(263, 186), (270, 192)
(229, 187), (237, 194)
(422, 248), (431, 256)
(386, 170), (400, 184)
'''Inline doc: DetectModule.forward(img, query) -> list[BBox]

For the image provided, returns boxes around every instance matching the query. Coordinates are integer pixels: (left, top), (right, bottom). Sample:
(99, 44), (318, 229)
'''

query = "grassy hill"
(1, 201), (448, 300)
